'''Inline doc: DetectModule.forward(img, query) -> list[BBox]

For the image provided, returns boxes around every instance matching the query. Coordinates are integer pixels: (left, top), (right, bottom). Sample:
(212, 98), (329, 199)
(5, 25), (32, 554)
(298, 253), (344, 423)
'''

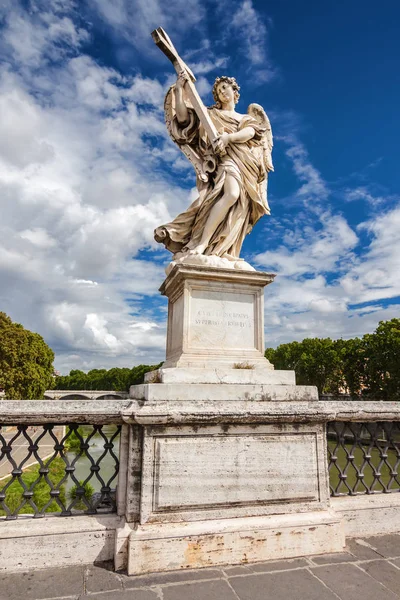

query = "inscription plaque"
(152, 433), (319, 512)
(189, 289), (255, 350)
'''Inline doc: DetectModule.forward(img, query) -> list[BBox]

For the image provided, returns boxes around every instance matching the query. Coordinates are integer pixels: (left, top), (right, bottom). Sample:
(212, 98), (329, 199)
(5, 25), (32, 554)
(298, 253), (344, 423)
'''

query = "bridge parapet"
(0, 399), (399, 573)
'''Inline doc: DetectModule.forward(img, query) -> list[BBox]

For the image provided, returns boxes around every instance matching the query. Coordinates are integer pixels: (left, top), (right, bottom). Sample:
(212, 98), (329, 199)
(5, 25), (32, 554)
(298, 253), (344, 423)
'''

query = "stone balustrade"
(0, 399), (399, 574)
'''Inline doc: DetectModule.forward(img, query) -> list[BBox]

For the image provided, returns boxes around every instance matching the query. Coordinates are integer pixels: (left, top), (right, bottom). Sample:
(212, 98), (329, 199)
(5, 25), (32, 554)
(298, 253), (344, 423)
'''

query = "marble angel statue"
(152, 28), (274, 272)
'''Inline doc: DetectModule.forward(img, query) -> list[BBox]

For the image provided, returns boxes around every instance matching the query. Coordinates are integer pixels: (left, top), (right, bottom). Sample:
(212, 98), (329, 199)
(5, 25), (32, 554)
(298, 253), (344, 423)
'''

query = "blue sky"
(0, 0), (399, 373)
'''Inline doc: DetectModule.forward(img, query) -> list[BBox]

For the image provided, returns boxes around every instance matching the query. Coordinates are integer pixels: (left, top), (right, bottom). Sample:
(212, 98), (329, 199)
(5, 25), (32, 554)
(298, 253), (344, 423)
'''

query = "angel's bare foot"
(188, 243), (207, 255)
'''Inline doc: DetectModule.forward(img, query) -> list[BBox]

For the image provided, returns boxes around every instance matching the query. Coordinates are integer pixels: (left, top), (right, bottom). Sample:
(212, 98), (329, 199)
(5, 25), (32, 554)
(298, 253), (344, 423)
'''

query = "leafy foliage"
(363, 319), (400, 399)
(0, 312), (55, 399)
(64, 425), (86, 453)
(0, 457), (66, 516)
(54, 363), (163, 392)
(67, 481), (95, 510)
(265, 319), (400, 399)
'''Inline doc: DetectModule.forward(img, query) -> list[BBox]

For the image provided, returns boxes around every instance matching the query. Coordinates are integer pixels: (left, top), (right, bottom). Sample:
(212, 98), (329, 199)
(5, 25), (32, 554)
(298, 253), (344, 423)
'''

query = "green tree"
(333, 337), (365, 396)
(363, 319), (400, 400)
(55, 362), (163, 391)
(265, 338), (341, 395)
(127, 363), (163, 387)
(0, 313), (55, 399)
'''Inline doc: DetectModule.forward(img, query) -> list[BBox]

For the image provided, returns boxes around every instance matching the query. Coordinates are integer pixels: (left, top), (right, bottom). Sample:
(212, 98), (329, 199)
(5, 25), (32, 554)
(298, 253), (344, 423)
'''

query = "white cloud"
(344, 186), (387, 207)
(254, 131), (400, 348)
(0, 3), (195, 372)
(0, 1), (89, 69)
(1, 0), (398, 376)
(91, 0), (205, 51)
(230, 0), (276, 82)
(283, 135), (329, 202)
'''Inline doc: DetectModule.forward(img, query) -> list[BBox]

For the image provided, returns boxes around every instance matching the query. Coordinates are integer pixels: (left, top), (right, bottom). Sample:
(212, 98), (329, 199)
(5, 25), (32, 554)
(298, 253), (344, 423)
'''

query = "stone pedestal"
(160, 264), (275, 370)
(122, 265), (344, 574)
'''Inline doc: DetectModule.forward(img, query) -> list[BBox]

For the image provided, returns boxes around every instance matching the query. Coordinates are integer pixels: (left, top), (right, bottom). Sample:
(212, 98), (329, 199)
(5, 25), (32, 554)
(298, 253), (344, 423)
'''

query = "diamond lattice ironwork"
(327, 421), (400, 496)
(0, 424), (121, 519)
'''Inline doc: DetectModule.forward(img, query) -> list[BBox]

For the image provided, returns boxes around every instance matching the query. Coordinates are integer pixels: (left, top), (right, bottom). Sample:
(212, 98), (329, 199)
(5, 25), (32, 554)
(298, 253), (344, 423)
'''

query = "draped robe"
(155, 107), (271, 259)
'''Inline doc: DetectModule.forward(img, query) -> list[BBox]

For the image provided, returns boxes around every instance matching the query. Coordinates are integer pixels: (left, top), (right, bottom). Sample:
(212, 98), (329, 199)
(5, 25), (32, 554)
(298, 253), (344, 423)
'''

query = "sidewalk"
(0, 534), (399, 600)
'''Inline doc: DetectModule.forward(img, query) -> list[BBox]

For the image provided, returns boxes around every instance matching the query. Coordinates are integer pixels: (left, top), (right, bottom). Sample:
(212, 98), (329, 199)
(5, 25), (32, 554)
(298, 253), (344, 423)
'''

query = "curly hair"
(212, 76), (240, 108)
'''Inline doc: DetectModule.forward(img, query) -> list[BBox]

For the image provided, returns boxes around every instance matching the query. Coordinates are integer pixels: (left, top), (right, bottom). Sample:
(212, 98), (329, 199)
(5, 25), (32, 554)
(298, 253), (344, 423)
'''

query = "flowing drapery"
(155, 107), (270, 258)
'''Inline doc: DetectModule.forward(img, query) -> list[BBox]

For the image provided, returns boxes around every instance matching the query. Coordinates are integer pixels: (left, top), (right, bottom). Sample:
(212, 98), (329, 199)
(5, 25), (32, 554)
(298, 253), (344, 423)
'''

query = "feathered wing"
(164, 85), (212, 183)
(247, 103), (274, 173)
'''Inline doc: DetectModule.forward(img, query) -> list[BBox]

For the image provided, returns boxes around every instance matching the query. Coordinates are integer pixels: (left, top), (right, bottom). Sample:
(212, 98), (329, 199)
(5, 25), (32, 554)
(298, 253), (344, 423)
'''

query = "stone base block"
(127, 511), (344, 575)
(0, 515), (120, 573)
(331, 494), (400, 537)
(160, 264), (275, 370)
(130, 382), (318, 402)
(144, 367), (296, 385)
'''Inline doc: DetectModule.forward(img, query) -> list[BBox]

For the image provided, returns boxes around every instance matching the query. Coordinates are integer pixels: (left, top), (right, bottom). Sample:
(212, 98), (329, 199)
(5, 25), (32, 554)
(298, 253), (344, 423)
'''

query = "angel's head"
(212, 76), (240, 108)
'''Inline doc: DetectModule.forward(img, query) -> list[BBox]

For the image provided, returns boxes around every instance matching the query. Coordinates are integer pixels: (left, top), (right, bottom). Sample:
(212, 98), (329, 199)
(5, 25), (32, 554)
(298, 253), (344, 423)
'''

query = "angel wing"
(164, 85), (215, 183)
(247, 103), (274, 173)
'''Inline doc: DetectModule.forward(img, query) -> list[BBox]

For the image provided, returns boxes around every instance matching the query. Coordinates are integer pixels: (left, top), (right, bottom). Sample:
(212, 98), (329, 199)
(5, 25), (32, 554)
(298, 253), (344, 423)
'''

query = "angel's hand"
(176, 70), (189, 90)
(214, 132), (231, 154)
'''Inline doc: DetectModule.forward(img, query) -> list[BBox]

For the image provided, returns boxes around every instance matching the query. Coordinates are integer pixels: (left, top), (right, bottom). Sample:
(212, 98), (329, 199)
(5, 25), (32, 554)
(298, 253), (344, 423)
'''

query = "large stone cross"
(151, 27), (220, 149)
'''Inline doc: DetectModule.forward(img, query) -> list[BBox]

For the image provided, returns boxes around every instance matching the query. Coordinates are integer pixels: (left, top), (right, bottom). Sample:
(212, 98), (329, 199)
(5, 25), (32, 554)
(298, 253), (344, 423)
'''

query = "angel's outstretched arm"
(174, 71), (190, 125)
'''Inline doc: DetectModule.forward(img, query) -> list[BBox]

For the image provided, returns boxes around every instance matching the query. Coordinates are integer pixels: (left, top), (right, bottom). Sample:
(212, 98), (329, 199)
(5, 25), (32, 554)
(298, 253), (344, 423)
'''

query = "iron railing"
(328, 421), (400, 496)
(0, 423), (121, 520)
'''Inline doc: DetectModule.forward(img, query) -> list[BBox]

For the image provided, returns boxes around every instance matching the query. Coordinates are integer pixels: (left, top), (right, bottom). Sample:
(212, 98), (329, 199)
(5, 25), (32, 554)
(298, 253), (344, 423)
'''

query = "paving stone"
(121, 567), (222, 588)
(248, 557), (309, 573)
(346, 538), (383, 560)
(364, 535), (400, 558)
(390, 558), (400, 568)
(359, 560), (400, 596)
(221, 565), (253, 575)
(310, 552), (356, 565)
(0, 566), (84, 600)
(162, 579), (238, 600)
(80, 592), (158, 600)
(86, 565), (123, 593)
(311, 563), (399, 600)
(229, 569), (339, 600)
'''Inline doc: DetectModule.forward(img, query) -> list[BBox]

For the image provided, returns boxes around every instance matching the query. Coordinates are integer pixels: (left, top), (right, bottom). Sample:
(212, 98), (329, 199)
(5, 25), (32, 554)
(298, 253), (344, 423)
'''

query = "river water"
(65, 425), (120, 495)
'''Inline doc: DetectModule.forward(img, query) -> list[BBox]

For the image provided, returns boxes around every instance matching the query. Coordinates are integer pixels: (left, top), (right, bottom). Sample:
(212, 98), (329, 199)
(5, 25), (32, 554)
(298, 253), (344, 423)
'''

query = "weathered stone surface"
(2, 534), (400, 599)
(1, 399), (399, 426)
(128, 512), (344, 575)
(0, 515), (120, 573)
(229, 569), (340, 600)
(144, 367), (296, 385)
(311, 563), (399, 600)
(310, 552), (356, 565)
(391, 558), (400, 568)
(332, 495), (400, 537)
(139, 422), (329, 524)
(146, 430), (318, 513)
(359, 560), (400, 596)
(84, 592), (158, 600)
(363, 534), (400, 558)
(248, 558), (310, 572)
(129, 383), (318, 402)
(162, 580), (238, 600)
(160, 265), (274, 370)
(124, 400), (333, 426)
(0, 566), (84, 600)
(121, 568), (223, 588)
(346, 538), (385, 560)
(0, 399), (135, 424)
(85, 565), (123, 593)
